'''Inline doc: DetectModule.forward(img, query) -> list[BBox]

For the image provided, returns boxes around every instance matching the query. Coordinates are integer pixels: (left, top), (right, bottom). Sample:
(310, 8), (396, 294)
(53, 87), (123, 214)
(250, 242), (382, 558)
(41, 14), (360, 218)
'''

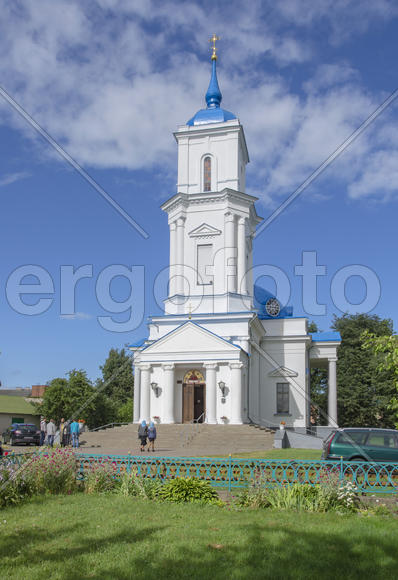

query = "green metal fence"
(75, 453), (398, 494)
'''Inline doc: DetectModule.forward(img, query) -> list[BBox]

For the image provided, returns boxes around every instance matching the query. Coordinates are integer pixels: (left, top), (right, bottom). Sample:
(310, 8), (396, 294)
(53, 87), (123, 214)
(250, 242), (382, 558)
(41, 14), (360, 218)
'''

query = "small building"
(0, 395), (40, 433)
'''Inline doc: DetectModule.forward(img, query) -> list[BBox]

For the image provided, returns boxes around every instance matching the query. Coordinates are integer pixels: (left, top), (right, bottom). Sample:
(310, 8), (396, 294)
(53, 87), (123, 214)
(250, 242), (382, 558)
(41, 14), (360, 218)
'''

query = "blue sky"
(1, 0), (398, 387)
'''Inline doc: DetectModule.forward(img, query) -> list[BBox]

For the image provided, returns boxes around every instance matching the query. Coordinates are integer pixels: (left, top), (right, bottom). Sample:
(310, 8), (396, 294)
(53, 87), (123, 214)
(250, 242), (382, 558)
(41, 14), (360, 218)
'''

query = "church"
(130, 41), (340, 431)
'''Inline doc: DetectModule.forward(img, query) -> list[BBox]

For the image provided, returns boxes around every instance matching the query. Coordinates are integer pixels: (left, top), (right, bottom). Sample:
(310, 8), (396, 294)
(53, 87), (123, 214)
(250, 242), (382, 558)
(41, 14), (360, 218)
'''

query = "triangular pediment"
(142, 322), (239, 355)
(188, 223), (221, 238)
(268, 366), (298, 378)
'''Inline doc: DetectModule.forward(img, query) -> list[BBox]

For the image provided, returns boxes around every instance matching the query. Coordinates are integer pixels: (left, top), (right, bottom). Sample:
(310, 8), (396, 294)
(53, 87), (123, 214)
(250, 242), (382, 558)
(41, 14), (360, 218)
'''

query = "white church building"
(130, 46), (340, 430)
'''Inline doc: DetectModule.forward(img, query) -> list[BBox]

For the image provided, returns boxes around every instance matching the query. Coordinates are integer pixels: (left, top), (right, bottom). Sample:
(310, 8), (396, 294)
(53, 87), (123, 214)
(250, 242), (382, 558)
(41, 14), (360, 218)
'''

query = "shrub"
(158, 477), (221, 505)
(22, 449), (79, 495)
(0, 461), (34, 508)
(115, 472), (162, 500)
(84, 462), (117, 494)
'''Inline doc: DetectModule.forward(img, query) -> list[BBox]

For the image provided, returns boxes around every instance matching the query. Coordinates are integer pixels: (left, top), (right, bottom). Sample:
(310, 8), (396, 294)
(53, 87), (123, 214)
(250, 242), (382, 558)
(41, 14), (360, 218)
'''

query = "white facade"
(130, 56), (340, 429)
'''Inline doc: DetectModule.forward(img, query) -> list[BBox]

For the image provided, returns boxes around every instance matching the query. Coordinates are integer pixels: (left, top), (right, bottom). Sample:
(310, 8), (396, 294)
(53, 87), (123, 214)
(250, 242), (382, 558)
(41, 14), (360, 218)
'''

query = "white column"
(237, 216), (247, 295)
(230, 362), (244, 424)
(139, 364), (151, 422)
(176, 217), (186, 295)
(328, 358), (338, 427)
(169, 221), (177, 297)
(162, 363), (175, 423)
(204, 363), (218, 424)
(133, 366), (141, 423)
(224, 212), (236, 293)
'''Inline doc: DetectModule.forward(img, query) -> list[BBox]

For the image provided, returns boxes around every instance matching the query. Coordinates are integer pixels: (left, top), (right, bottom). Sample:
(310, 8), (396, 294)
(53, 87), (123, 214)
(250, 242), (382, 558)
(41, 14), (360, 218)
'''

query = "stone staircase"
(80, 423), (274, 457)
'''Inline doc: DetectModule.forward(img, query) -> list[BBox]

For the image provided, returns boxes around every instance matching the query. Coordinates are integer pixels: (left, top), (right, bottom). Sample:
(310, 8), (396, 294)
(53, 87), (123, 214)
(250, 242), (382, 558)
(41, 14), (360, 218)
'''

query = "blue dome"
(254, 284), (293, 319)
(187, 58), (237, 127)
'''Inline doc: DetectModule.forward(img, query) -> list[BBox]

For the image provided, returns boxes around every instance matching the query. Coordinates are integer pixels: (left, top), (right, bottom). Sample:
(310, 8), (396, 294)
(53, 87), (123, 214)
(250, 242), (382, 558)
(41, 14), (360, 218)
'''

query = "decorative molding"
(268, 366), (298, 378)
(188, 223), (221, 239)
(162, 363), (175, 370)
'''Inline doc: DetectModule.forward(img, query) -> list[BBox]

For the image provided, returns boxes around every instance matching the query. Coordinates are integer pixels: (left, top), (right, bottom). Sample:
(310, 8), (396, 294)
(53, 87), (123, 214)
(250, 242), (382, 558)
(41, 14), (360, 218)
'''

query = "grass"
(1, 494), (398, 579)
(209, 449), (322, 460)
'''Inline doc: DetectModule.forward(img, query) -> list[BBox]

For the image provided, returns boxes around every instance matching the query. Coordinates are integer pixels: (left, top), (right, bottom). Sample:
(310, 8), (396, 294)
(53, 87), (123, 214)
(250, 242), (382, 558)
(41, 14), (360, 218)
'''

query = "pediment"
(188, 223), (221, 238)
(142, 322), (239, 355)
(268, 366), (298, 378)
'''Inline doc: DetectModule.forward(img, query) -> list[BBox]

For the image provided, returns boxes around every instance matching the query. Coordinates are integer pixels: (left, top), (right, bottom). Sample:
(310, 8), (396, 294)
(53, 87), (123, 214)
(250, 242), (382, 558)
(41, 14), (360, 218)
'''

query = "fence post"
(340, 456), (344, 483)
(228, 454), (232, 492)
(128, 452), (131, 474)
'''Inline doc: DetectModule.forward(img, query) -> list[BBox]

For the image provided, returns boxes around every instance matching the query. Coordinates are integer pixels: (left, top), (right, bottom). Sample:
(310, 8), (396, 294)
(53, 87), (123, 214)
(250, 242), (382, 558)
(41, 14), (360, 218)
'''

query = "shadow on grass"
(97, 520), (398, 580)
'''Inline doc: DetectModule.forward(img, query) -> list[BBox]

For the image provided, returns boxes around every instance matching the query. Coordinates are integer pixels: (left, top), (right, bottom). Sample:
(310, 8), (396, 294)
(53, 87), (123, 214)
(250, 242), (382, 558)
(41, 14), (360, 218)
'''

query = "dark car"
(322, 427), (398, 462)
(2, 423), (40, 446)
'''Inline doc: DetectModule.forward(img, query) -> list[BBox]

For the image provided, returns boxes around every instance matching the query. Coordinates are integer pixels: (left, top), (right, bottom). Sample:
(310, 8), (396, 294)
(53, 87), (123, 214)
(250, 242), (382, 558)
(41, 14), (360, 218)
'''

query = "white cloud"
(0, 0), (397, 208)
(0, 172), (30, 187)
(60, 312), (92, 320)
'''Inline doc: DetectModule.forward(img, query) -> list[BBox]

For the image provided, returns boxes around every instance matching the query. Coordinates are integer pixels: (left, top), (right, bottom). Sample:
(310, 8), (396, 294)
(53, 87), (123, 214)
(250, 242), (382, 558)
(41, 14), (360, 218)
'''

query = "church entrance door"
(182, 370), (205, 423)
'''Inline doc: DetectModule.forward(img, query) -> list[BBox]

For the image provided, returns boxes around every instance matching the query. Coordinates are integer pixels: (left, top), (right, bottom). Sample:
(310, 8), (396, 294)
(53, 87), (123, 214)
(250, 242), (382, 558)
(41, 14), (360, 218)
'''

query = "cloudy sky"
(1, 0), (397, 387)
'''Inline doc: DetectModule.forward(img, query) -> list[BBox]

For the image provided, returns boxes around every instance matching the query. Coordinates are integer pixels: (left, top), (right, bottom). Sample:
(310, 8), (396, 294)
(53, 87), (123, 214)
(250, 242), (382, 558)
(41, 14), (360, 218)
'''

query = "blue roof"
(187, 58), (237, 127)
(254, 284), (293, 319)
(310, 331), (341, 343)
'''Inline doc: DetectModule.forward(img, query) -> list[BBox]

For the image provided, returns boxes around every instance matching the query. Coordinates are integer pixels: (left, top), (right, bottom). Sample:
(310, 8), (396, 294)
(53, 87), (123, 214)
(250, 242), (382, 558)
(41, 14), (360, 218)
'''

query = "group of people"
(40, 417), (83, 448)
(138, 421), (157, 452)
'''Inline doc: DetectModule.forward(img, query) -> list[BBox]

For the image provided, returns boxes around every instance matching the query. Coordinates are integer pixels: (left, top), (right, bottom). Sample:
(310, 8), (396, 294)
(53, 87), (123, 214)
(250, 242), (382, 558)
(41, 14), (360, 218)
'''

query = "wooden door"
(182, 384), (194, 423)
(194, 384), (205, 422)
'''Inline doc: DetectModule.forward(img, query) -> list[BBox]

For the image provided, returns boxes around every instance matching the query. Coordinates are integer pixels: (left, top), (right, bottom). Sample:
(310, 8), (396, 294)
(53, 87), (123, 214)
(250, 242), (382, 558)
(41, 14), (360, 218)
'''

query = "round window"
(265, 298), (280, 317)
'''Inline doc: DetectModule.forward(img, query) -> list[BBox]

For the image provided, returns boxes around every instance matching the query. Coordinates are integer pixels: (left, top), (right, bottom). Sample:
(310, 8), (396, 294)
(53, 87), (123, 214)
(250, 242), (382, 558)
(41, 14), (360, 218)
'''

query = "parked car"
(322, 428), (398, 462)
(2, 423), (40, 446)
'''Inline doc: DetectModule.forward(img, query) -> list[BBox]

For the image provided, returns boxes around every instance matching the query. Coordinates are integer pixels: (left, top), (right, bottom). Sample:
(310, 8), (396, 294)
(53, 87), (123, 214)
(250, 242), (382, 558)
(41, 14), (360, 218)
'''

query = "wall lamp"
(151, 382), (161, 397)
(218, 381), (228, 398)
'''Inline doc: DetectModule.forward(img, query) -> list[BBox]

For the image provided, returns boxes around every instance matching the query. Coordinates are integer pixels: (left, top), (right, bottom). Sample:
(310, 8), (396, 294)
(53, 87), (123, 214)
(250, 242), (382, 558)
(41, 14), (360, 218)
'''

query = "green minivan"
(322, 428), (398, 462)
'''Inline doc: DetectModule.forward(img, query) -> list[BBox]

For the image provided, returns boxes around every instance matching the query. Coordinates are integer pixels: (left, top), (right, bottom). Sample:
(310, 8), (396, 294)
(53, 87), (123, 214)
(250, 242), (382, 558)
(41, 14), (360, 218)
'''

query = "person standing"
(138, 420), (148, 452)
(63, 420), (71, 447)
(147, 421), (157, 452)
(70, 419), (80, 448)
(47, 419), (56, 447)
(40, 417), (47, 446)
(59, 418), (66, 447)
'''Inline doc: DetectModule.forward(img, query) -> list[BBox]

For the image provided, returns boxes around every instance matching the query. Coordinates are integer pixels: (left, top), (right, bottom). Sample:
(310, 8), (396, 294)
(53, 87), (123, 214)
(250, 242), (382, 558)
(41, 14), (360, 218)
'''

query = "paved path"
(78, 423), (274, 457)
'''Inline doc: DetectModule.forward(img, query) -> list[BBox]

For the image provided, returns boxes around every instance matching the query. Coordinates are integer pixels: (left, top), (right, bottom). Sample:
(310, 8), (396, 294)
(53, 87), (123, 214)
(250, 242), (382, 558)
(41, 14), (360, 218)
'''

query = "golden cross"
(209, 34), (220, 60)
(188, 302), (192, 320)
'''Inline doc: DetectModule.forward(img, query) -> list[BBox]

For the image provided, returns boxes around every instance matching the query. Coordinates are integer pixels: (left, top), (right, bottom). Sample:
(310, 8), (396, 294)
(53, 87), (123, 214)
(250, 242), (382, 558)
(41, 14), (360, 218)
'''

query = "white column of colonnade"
(237, 216), (247, 295)
(328, 357), (338, 427)
(230, 362), (244, 424)
(204, 362), (218, 424)
(133, 366), (141, 423)
(139, 364), (151, 422)
(224, 212), (236, 293)
(169, 221), (177, 297)
(162, 363), (175, 423)
(176, 217), (186, 295)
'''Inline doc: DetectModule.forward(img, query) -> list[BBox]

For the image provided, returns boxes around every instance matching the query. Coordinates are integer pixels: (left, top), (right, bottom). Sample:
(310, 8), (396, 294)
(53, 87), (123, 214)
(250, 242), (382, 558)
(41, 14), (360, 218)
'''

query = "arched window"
(203, 156), (211, 192)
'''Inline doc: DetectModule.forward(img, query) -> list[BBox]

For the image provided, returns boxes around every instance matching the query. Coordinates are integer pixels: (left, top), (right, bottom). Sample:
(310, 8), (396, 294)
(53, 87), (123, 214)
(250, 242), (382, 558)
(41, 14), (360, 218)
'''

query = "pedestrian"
(147, 421), (157, 452)
(138, 420), (148, 452)
(59, 418), (66, 447)
(63, 420), (71, 447)
(47, 419), (56, 447)
(70, 419), (80, 448)
(40, 416), (47, 446)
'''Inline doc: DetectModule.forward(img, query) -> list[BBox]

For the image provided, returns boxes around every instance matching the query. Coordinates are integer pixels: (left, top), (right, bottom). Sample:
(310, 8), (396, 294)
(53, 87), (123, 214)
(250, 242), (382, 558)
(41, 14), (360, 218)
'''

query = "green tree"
(40, 370), (98, 428)
(332, 313), (395, 428)
(362, 333), (398, 428)
(98, 348), (134, 407)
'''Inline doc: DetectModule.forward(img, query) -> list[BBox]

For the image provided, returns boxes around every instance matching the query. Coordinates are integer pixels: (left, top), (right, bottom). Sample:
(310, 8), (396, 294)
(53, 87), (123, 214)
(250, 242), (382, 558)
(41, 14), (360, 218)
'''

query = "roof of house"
(0, 395), (39, 415)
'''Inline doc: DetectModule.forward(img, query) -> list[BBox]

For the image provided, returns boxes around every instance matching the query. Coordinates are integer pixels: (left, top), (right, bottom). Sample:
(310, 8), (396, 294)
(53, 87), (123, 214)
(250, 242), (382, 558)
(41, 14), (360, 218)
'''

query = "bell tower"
(161, 40), (262, 315)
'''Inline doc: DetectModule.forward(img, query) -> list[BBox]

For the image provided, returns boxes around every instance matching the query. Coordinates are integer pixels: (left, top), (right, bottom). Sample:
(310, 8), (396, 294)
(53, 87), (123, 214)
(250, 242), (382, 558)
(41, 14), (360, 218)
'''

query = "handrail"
(89, 422), (131, 432)
(180, 412), (206, 447)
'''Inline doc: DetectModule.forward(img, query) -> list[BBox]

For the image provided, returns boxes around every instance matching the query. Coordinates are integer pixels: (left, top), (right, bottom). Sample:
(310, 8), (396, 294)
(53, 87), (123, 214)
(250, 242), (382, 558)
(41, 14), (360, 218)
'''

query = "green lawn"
(209, 448), (322, 460)
(1, 494), (398, 579)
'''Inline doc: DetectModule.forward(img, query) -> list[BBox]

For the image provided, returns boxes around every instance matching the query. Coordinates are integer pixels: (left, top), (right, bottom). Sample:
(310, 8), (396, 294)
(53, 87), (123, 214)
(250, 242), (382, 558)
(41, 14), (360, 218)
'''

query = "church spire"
(205, 35), (222, 109)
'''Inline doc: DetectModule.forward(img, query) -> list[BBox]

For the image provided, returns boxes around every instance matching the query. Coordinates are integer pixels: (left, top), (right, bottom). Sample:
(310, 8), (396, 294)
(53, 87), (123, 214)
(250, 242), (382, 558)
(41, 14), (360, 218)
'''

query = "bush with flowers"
(23, 449), (79, 495)
(84, 461), (118, 494)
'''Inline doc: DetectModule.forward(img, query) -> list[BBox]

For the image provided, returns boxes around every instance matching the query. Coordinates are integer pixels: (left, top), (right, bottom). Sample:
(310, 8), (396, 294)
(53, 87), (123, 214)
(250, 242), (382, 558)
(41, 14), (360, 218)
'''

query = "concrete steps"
(80, 423), (274, 457)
